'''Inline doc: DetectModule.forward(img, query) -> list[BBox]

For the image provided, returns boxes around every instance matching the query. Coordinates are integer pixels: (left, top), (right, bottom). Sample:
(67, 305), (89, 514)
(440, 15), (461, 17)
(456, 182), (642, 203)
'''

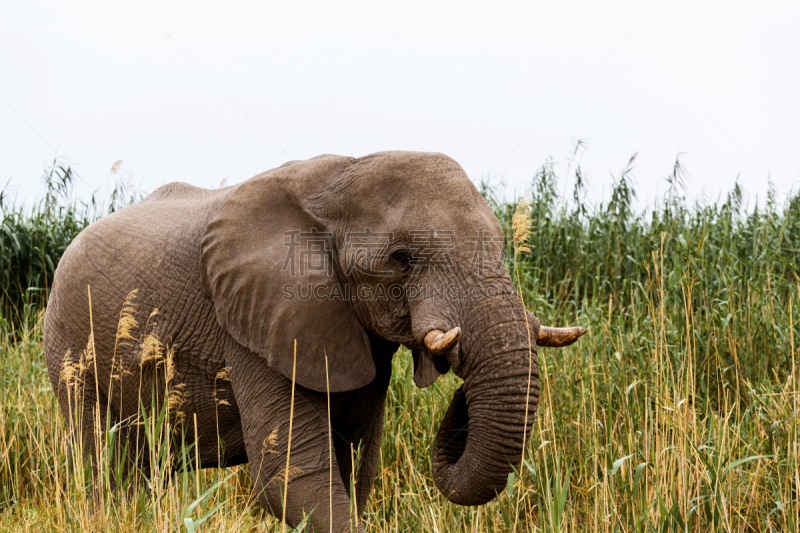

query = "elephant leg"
(332, 363), (391, 518)
(57, 365), (118, 489)
(332, 407), (384, 518)
(226, 348), (360, 533)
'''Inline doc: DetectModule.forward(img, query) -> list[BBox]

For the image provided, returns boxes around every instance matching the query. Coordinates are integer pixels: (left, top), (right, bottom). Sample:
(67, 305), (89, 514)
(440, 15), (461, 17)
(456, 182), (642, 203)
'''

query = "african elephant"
(44, 151), (585, 532)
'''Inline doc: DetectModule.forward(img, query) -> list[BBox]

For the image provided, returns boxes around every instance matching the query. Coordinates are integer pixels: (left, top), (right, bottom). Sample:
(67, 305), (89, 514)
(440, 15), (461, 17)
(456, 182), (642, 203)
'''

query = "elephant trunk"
(431, 299), (540, 505)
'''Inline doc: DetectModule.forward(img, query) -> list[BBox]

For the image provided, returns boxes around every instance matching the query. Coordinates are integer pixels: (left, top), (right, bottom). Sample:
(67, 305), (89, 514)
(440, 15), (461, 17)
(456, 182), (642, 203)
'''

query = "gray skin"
(44, 151), (581, 532)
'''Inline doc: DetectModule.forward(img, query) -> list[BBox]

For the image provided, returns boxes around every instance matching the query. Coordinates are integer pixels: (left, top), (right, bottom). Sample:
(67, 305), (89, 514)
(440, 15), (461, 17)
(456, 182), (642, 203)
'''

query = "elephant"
(43, 151), (586, 532)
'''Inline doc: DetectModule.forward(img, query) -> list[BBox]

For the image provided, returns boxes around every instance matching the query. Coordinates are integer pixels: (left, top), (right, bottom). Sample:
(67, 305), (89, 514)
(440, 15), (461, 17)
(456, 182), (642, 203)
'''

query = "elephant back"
(43, 183), (228, 411)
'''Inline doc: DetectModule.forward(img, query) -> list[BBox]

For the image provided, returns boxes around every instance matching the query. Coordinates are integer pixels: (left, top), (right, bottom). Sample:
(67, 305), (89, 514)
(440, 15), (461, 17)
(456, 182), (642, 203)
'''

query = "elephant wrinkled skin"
(44, 151), (585, 532)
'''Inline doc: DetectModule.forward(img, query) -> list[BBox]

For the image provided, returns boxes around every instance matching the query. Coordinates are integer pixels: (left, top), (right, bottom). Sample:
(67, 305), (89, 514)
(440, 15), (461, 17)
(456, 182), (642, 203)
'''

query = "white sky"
(2, 1), (799, 209)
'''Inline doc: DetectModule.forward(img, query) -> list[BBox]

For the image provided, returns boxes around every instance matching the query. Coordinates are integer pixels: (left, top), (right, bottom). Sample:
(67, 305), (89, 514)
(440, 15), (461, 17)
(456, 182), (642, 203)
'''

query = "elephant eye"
(390, 249), (411, 268)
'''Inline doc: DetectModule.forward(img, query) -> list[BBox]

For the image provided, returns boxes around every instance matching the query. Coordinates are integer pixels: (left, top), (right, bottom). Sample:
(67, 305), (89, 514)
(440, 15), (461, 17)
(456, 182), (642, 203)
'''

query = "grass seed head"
(114, 289), (140, 349)
(512, 198), (533, 255)
(139, 333), (163, 366)
(216, 366), (231, 381)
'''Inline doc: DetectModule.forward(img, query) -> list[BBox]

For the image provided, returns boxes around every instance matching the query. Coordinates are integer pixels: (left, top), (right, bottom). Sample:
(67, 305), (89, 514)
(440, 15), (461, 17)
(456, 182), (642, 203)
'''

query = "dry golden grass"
(1, 256), (798, 532)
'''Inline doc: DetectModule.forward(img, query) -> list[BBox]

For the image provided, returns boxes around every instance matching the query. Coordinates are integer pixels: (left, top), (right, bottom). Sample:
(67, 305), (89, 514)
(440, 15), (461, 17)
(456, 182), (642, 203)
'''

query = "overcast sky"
(2, 0), (799, 209)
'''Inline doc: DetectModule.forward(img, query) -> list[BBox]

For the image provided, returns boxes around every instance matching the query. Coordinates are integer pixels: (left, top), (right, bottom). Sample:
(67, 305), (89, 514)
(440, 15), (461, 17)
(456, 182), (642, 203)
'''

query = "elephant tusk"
(536, 326), (587, 347)
(425, 327), (462, 355)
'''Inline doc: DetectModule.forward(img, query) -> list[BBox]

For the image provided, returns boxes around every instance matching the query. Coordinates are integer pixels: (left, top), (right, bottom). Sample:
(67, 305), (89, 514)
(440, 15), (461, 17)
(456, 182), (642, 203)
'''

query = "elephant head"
(201, 151), (585, 505)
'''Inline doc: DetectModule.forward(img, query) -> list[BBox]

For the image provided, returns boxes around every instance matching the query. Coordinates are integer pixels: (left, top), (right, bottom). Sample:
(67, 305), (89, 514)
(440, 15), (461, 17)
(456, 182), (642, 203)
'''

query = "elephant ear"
(201, 171), (375, 393)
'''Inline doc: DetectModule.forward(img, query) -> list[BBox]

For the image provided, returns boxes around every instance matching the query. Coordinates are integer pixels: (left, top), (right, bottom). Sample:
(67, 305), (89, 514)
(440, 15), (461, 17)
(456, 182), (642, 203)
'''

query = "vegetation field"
(1, 157), (799, 531)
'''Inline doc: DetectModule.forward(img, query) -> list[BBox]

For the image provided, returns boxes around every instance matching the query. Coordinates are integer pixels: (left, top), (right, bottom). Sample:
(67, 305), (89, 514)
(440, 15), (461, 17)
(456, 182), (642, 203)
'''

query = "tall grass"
(1, 154), (799, 531)
(0, 308), (264, 532)
(0, 161), (138, 331)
